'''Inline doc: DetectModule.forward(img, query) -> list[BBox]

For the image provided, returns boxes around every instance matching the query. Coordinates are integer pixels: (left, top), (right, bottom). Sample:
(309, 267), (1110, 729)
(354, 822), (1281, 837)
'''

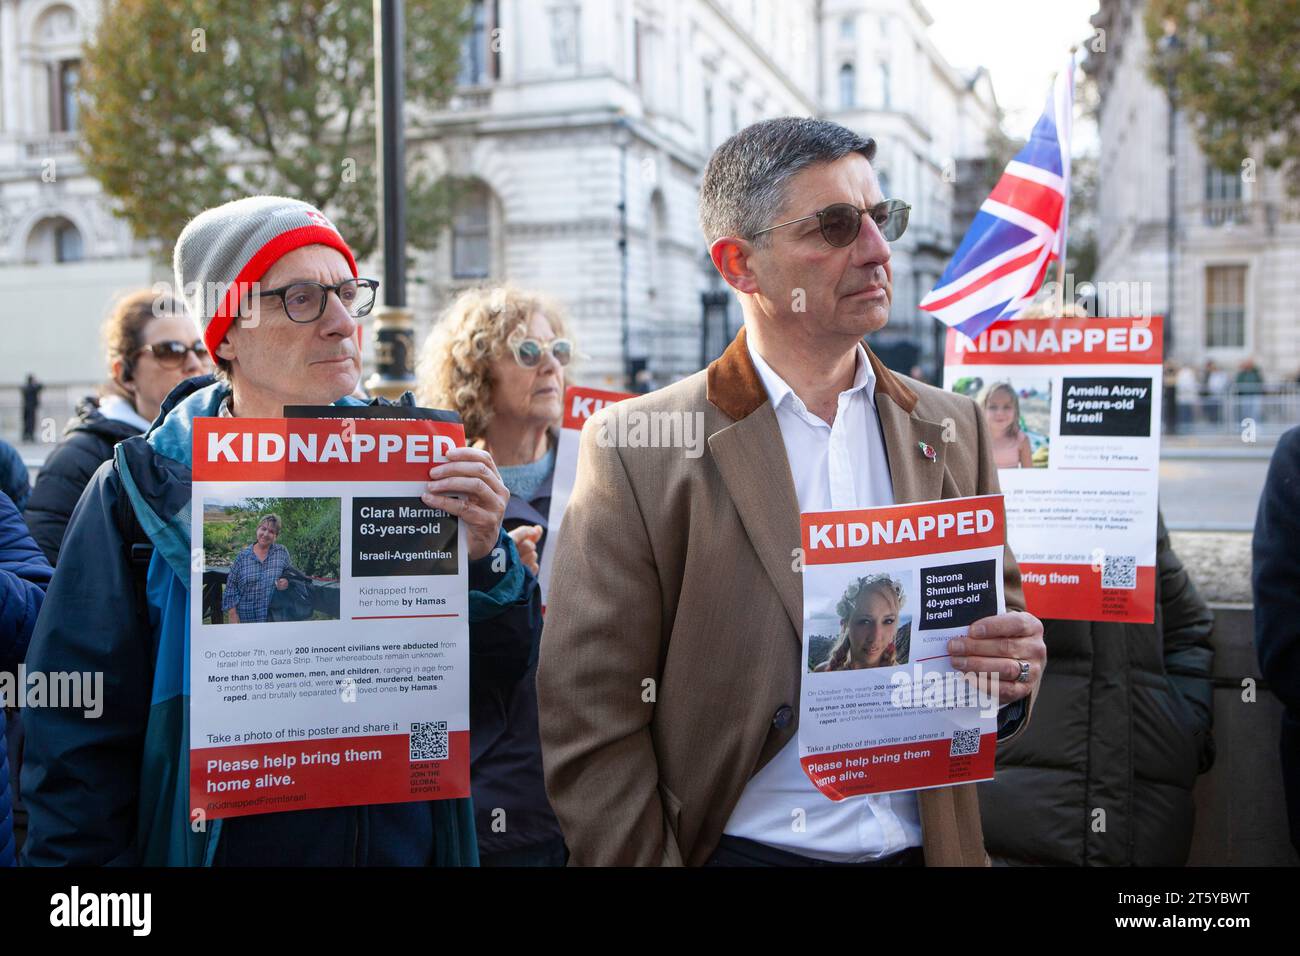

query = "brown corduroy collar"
(705, 325), (918, 422)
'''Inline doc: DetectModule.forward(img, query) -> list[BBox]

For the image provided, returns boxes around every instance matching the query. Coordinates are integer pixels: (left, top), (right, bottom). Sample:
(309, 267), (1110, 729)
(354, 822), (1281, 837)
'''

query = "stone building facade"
(1087, 0), (1300, 382)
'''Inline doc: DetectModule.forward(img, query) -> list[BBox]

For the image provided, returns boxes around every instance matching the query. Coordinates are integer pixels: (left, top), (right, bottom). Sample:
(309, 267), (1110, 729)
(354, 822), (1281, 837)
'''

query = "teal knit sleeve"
(467, 529), (527, 622)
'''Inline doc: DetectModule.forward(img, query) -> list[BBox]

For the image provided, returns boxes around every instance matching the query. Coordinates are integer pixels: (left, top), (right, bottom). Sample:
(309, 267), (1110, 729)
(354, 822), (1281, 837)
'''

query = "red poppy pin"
(919, 441), (937, 462)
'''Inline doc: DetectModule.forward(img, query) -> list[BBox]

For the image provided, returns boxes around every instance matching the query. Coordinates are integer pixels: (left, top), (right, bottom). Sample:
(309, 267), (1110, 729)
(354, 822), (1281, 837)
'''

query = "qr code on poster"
(410, 721), (449, 761)
(949, 727), (981, 757)
(1102, 554), (1137, 590)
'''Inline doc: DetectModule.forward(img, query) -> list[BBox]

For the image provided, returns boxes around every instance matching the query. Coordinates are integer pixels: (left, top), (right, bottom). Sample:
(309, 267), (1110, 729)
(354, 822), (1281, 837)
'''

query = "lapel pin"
(919, 441), (937, 462)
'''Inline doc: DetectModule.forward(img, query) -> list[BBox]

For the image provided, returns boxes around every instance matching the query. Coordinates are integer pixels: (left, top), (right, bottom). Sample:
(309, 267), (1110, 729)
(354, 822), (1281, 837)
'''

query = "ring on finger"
(1014, 659), (1031, 684)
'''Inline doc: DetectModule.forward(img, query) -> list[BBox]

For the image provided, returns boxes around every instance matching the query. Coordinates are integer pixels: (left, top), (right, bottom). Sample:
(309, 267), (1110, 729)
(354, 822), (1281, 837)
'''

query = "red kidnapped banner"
(945, 316), (1164, 366)
(1020, 561), (1157, 623)
(193, 417), (466, 483)
(191, 731), (470, 820)
(802, 495), (1005, 565)
(561, 386), (637, 430)
(800, 734), (997, 800)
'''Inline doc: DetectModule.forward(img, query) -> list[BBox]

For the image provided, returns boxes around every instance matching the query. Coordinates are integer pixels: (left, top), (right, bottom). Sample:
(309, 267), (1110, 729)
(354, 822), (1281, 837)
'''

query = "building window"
(879, 62), (891, 109)
(51, 59), (80, 133)
(1203, 164), (1245, 224)
(703, 84), (714, 150)
(452, 185), (492, 279)
(27, 217), (83, 264)
(648, 192), (667, 303)
(550, 3), (580, 68)
(634, 18), (644, 88)
(839, 63), (856, 109)
(56, 222), (83, 262)
(840, 16), (856, 40)
(1205, 265), (1246, 349)
(458, 0), (499, 86)
(1205, 165), (1243, 202)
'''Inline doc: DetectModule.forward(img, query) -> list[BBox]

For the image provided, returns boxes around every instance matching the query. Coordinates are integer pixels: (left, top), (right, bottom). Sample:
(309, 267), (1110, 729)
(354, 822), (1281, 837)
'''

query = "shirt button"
(771, 705), (793, 730)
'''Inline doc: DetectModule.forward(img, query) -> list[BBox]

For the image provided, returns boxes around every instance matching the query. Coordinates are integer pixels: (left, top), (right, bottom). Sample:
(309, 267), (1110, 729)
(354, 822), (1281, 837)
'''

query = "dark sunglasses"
(512, 337), (573, 368)
(751, 199), (911, 246)
(257, 277), (379, 323)
(134, 340), (210, 367)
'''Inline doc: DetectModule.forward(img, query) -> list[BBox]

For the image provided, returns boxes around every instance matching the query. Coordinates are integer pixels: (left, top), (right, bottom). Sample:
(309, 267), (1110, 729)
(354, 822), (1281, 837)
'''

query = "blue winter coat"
(20, 376), (539, 866)
(0, 491), (53, 866)
(0, 440), (30, 514)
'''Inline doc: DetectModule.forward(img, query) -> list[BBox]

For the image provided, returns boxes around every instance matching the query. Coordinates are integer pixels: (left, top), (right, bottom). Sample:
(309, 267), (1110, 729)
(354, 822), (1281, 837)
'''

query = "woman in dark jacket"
(24, 289), (208, 565)
(418, 285), (570, 866)
(978, 513), (1215, 865)
(0, 492), (53, 866)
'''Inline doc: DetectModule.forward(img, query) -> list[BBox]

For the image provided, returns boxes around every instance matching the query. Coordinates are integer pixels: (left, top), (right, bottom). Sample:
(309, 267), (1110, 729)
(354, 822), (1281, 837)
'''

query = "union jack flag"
(920, 57), (1074, 339)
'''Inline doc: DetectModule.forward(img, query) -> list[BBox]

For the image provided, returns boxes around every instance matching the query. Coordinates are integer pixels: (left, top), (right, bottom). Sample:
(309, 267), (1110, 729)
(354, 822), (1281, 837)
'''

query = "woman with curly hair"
(417, 285), (574, 866)
(815, 573), (907, 671)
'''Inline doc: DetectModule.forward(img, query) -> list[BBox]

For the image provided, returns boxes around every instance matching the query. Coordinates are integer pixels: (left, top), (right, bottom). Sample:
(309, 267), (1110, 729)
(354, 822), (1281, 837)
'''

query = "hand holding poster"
(536, 385), (636, 606)
(943, 316), (1163, 623)
(189, 416), (471, 821)
(799, 495), (1007, 800)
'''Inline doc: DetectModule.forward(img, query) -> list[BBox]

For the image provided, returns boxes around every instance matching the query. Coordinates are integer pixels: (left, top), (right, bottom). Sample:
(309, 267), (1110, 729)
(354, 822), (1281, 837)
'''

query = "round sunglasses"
(134, 340), (210, 368)
(512, 337), (573, 368)
(751, 199), (911, 246)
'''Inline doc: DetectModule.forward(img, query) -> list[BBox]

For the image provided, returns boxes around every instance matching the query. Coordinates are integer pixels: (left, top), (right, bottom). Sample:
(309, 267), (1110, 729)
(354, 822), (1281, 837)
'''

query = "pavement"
(1159, 455), (1269, 531)
(14, 439), (49, 469)
(1162, 436), (1278, 460)
(1167, 530), (1253, 604)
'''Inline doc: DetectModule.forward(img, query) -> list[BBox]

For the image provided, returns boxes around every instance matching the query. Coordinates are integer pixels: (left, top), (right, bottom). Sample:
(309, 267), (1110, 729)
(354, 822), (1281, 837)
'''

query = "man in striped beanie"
(173, 194), (369, 417)
(20, 193), (534, 867)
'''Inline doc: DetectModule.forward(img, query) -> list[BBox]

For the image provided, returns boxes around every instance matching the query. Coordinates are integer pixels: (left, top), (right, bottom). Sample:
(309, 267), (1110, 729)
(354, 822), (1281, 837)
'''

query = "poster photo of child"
(976, 380), (1052, 469)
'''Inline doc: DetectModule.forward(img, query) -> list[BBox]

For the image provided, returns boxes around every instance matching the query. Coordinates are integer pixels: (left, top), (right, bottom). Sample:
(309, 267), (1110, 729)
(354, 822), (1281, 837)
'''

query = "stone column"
(1, 0), (21, 135)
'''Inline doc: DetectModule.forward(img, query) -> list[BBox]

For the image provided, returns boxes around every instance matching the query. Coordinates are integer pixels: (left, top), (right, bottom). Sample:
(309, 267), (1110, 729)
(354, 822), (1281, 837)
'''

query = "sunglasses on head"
(511, 337), (573, 368)
(751, 198), (911, 247)
(134, 340), (209, 368)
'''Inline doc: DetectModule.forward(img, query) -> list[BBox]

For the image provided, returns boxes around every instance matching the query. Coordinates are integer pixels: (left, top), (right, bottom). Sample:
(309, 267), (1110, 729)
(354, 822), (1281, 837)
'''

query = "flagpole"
(1055, 47), (1077, 317)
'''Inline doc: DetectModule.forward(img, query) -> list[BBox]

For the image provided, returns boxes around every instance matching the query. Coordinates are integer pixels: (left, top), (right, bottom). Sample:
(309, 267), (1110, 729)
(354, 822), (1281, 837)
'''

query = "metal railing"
(1192, 199), (1300, 234)
(23, 134), (79, 161)
(1168, 382), (1300, 436)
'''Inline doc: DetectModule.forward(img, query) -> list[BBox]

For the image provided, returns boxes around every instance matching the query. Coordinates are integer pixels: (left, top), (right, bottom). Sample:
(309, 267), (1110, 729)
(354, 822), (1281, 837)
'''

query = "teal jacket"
(21, 377), (538, 866)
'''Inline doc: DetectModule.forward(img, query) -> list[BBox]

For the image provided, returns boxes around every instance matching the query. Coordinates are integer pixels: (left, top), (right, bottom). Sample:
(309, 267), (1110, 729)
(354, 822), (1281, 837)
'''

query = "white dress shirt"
(721, 336), (923, 862)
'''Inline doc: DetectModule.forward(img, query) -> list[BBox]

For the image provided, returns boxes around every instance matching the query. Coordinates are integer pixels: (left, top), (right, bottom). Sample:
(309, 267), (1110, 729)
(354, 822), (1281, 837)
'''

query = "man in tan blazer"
(538, 117), (1046, 867)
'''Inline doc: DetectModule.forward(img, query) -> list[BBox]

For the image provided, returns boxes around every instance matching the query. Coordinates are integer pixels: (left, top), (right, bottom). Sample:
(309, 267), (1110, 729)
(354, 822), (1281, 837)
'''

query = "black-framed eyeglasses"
(512, 337), (573, 368)
(751, 199), (911, 246)
(257, 277), (379, 323)
(134, 340), (210, 368)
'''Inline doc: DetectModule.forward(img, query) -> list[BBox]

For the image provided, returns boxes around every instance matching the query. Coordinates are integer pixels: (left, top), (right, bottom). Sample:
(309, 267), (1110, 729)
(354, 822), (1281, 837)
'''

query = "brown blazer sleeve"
(536, 412), (681, 865)
(969, 395), (1039, 742)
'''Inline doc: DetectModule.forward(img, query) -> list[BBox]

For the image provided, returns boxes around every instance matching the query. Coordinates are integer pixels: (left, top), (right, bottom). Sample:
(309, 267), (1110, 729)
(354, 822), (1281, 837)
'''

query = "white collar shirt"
(721, 335), (923, 862)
